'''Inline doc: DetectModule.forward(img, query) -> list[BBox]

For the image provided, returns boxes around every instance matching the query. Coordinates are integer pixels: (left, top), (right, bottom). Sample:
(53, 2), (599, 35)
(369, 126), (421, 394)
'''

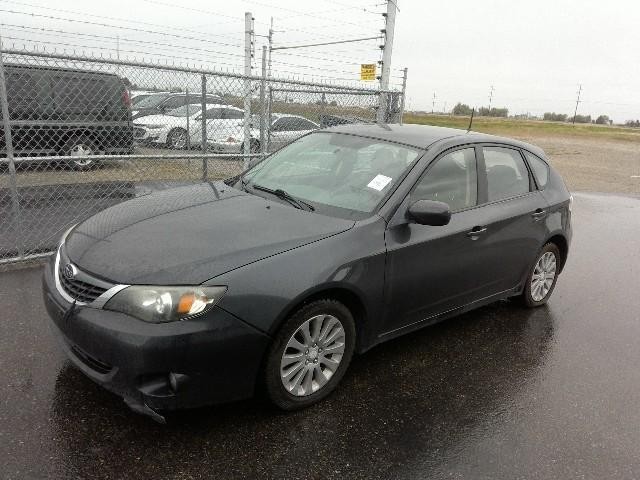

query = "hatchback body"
(42, 124), (571, 421)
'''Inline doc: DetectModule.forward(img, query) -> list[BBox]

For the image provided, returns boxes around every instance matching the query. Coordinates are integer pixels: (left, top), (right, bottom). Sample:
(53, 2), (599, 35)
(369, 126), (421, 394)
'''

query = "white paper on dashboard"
(367, 174), (392, 191)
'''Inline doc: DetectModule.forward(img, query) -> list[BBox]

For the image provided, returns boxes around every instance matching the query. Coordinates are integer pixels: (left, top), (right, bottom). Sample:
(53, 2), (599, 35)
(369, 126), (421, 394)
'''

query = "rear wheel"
(521, 243), (561, 307)
(264, 299), (356, 410)
(62, 135), (97, 170)
(167, 128), (188, 150)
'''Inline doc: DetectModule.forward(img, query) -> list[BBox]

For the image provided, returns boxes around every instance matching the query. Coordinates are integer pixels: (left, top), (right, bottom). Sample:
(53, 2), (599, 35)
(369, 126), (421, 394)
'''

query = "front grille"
(58, 262), (108, 303)
(70, 345), (113, 374)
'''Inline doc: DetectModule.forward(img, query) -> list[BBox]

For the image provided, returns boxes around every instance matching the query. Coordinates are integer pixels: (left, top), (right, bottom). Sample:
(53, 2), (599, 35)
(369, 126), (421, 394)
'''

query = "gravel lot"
(517, 135), (640, 195)
(1, 134), (638, 195)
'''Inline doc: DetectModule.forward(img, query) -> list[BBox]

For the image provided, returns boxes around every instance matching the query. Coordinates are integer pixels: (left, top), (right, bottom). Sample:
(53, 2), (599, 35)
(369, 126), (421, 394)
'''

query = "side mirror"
(407, 200), (451, 226)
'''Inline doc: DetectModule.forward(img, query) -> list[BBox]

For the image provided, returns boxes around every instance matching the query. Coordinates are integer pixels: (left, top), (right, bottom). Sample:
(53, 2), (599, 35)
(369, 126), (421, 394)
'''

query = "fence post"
(0, 37), (24, 259)
(399, 67), (408, 125)
(185, 86), (191, 151)
(200, 74), (207, 181)
(266, 88), (273, 153)
(259, 45), (267, 157)
(243, 12), (252, 170)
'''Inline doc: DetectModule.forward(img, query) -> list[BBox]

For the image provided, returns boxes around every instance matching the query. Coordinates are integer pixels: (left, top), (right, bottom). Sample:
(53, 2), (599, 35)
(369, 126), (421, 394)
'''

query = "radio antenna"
(467, 108), (475, 132)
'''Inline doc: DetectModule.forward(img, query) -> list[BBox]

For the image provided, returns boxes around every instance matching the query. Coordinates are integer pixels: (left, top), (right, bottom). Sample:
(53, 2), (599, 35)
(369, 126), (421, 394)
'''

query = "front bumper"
(42, 257), (271, 414)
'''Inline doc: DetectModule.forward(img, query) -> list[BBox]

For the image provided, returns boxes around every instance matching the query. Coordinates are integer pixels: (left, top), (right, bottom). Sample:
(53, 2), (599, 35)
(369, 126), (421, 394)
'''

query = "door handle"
(466, 226), (487, 238)
(531, 208), (547, 219)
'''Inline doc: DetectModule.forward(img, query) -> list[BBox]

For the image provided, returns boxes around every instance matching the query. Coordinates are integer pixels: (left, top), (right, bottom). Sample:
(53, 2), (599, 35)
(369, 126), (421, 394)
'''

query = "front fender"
(207, 218), (387, 351)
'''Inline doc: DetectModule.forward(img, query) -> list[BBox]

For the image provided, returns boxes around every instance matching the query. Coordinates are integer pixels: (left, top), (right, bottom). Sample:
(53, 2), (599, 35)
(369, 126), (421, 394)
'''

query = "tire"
(263, 299), (356, 410)
(521, 242), (561, 308)
(167, 128), (188, 150)
(243, 139), (260, 154)
(61, 135), (97, 171)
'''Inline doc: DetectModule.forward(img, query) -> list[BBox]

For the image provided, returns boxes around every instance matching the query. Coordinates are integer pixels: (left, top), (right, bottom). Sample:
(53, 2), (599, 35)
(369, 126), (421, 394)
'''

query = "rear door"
(474, 145), (549, 292)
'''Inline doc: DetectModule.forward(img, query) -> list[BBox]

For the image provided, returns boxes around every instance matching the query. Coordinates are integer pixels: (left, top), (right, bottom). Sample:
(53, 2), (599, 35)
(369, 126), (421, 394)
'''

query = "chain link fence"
(0, 48), (403, 265)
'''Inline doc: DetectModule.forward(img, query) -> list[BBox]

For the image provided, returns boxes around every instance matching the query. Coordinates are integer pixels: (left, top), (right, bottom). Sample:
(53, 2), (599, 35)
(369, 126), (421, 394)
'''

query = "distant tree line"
(452, 103), (508, 117)
(625, 120), (640, 127)
(544, 112), (612, 125)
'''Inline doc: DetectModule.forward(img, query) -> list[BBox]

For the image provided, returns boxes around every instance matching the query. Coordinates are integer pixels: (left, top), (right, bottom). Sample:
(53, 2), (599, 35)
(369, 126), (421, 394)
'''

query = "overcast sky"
(1, 0), (639, 121)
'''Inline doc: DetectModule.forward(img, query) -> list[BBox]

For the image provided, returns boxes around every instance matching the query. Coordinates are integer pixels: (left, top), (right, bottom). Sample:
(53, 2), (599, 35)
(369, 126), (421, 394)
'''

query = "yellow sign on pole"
(360, 64), (376, 81)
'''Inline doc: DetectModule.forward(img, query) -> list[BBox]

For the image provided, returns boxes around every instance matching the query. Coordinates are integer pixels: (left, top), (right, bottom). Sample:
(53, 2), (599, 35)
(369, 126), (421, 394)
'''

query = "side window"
(412, 148), (478, 212)
(204, 108), (223, 119)
(162, 96), (184, 110)
(483, 147), (530, 202)
(524, 151), (549, 189)
(223, 108), (244, 119)
(296, 119), (318, 131)
(271, 118), (286, 132)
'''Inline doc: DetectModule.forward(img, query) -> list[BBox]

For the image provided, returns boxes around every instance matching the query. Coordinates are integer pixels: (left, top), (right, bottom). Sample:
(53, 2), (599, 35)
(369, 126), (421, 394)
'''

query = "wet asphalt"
(1, 192), (639, 480)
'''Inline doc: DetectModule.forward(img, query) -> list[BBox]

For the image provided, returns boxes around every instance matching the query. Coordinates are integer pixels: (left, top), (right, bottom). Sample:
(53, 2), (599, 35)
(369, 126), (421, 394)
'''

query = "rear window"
(482, 147), (531, 202)
(134, 93), (171, 108)
(524, 151), (550, 189)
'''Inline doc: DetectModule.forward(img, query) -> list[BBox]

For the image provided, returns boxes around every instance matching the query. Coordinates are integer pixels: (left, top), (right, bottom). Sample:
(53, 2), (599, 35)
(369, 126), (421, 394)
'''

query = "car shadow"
(49, 300), (556, 478)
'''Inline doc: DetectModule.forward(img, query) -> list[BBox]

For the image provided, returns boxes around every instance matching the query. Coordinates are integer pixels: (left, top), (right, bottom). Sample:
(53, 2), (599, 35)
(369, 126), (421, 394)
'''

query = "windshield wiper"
(250, 184), (315, 211)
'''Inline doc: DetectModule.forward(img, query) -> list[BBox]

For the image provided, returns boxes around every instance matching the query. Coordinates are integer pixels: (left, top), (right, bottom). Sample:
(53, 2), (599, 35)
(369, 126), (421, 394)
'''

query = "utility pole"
(243, 12), (253, 169)
(488, 85), (494, 113)
(572, 84), (582, 124)
(432, 92), (436, 113)
(116, 35), (120, 76)
(399, 67), (407, 125)
(267, 17), (273, 78)
(377, 0), (397, 123)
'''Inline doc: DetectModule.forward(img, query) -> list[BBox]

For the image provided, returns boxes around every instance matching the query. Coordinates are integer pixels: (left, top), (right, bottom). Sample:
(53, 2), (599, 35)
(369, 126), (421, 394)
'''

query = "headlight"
(104, 286), (227, 323)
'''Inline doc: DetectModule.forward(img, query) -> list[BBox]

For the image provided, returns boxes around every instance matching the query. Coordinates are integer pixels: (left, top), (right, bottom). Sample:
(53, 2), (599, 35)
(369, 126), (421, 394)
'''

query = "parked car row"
(0, 63), (343, 170)
(132, 97), (320, 154)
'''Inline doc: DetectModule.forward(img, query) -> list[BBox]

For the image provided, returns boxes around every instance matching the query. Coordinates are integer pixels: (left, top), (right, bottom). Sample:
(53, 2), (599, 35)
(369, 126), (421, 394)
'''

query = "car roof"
(320, 123), (545, 156)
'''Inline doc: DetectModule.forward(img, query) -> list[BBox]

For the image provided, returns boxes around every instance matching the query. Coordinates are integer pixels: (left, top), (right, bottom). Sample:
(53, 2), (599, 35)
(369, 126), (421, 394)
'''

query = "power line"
(0, 0), (244, 39)
(0, 8), (243, 47)
(0, 24), (245, 59)
(0, 35), (245, 71)
(272, 36), (379, 51)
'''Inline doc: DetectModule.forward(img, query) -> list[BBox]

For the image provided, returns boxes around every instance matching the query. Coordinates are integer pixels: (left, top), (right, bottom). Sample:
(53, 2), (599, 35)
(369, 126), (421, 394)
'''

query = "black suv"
(1, 64), (133, 169)
(132, 93), (224, 120)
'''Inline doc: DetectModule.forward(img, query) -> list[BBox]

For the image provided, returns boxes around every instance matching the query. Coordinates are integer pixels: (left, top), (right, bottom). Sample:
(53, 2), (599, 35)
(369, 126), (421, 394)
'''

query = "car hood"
(64, 182), (354, 285)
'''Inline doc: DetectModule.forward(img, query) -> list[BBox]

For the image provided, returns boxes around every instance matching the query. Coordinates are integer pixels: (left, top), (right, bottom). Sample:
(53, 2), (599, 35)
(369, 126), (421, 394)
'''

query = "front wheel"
(264, 299), (356, 410)
(521, 243), (561, 307)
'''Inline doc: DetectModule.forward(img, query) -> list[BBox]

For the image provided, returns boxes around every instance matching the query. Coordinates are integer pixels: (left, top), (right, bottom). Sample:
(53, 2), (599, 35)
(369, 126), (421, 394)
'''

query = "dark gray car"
(42, 124), (571, 421)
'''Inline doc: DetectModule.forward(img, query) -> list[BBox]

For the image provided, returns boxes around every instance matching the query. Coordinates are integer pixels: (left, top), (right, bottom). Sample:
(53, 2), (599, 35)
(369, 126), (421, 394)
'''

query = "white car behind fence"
(133, 104), (245, 150)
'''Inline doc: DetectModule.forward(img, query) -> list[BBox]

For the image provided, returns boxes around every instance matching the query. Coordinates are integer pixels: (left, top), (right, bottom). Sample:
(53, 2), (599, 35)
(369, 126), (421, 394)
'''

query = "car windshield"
(242, 132), (422, 217)
(134, 93), (171, 108)
(166, 105), (202, 117)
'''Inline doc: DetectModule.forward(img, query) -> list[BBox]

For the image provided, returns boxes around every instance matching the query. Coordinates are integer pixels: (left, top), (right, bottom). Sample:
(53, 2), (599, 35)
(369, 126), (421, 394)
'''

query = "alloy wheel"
(280, 314), (345, 397)
(69, 143), (94, 167)
(531, 251), (557, 302)
(170, 130), (187, 149)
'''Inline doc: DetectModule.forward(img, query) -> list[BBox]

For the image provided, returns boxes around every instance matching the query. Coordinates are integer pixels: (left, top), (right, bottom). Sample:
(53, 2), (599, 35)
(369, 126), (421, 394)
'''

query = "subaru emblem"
(63, 263), (77, 280)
